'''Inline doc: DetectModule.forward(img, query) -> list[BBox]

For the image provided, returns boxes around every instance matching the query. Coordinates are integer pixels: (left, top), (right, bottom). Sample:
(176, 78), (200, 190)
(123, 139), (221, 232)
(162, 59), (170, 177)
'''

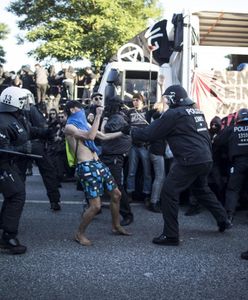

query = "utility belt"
(132, 142), (149, 148)
(0, 163), (16, 192)
(0, 166), (24, 197)
(0, 170), (14, 181)
(100, 154), (126, 166)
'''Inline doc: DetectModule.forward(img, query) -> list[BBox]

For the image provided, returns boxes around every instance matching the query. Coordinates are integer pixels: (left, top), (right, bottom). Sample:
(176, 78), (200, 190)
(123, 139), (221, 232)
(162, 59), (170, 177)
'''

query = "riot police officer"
(131, 85), (232, 246)
(214, 108), (248, 222)
(16, 89), (61, 211)
(0, 86), (31, 254)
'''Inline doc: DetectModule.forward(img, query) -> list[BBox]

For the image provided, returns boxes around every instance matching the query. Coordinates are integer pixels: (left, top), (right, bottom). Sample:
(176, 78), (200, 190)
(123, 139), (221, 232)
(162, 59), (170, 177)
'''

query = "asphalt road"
(0, 168), (248, 300)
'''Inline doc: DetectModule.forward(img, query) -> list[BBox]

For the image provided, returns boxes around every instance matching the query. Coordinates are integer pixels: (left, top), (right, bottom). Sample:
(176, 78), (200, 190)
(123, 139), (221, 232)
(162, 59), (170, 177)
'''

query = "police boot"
(218, 219), (233, 233)
(241, 250), (248, 260)
(50, 202), (61, 211)
(0, 232), (27, 255)
(148, 202), (161, 213)
(227, 212), (234, 223)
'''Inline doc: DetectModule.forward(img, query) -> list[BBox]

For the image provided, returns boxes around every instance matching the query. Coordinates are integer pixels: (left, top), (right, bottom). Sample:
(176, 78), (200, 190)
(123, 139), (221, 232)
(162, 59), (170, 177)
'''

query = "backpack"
(65, 140), (78, 167)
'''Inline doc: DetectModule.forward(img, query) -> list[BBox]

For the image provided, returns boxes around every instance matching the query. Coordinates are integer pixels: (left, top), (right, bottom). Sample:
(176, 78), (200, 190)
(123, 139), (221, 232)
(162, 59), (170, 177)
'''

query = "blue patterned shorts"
(76, 160), (117, 200)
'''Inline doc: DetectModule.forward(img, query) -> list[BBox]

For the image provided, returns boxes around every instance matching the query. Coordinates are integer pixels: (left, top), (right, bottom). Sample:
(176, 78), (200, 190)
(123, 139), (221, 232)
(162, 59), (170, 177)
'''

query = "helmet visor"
(23, 93), (34, 111)
(18, 95), (29, 110)
(162, 94), (175, 106)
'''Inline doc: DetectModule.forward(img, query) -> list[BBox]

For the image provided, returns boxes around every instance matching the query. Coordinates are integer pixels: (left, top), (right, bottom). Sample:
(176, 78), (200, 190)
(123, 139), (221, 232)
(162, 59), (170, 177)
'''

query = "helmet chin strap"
(11, 109), (22, 117)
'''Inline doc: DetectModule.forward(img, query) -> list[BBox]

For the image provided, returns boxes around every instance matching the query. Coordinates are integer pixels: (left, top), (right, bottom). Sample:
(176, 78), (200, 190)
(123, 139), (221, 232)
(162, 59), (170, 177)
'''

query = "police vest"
(229, 125), (248, 158)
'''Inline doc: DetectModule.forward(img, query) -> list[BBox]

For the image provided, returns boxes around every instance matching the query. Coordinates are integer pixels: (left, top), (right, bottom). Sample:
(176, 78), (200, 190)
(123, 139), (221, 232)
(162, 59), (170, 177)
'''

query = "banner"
(111, 19), (173, 65)
(191, 69), (248, 124)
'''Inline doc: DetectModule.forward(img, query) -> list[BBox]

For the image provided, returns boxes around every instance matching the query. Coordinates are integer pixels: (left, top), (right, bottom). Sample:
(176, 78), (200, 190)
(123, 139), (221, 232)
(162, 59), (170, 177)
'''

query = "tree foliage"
(0, 23), (10, 64)
(8, 0), (162, 66)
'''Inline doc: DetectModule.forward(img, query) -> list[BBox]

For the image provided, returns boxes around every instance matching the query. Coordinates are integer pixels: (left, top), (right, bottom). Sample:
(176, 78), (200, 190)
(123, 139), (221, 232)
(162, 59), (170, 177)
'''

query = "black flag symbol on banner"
(110, 19), (174, 66)
(144, 19), (173, 65)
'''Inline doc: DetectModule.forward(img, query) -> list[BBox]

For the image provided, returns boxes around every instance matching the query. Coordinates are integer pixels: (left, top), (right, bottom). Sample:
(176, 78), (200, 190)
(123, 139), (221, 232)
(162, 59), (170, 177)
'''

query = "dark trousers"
(101, 155), (133, 219)
(53, 150), (74, 181)
(161, 162), (227, 238)
(17, 153), (60, 204)
(225, 156), (248, 214)
(208, 162), (226, 204)
(62, 81), (74, 100)
(35, 154), (61, 203)
(0, 163), (26, 236)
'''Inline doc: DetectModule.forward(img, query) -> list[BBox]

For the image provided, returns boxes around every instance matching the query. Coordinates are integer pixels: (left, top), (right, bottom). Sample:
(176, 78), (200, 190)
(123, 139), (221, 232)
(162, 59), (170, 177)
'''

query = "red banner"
(191, 69), (248, 124)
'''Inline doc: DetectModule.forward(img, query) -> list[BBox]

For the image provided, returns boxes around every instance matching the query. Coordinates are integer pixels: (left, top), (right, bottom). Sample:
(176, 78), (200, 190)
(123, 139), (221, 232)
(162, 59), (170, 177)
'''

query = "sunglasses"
(58, 116), (65, 119)
(94, 97), (102, 101)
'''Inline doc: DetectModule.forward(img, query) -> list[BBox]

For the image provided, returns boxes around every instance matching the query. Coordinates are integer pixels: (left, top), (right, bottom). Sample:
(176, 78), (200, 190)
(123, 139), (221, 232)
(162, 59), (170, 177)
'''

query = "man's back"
(163, 106), (212, 165)
(65, 132), (98, 163)
(35, 66), (48, 85)
(132, 105), (213, 166)
(216, 123), (248, 160)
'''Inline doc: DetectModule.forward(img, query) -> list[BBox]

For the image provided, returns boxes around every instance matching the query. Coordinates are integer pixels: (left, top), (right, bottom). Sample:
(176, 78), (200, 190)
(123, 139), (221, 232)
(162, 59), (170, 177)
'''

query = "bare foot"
(112, 225), (132, 236)
(75, 232), (92, 246)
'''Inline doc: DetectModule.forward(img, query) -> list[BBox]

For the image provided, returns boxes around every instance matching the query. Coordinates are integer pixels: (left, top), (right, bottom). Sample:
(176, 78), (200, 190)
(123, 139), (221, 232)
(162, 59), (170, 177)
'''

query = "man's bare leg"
(109, 188), (131, 235)
(75, 197), (101, 246)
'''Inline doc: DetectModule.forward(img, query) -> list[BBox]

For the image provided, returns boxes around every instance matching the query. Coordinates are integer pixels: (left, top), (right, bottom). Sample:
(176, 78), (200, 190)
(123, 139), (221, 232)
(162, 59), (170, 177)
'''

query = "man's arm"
(64, 107), (103, 141)
(96, 131), (123, 140)
(64, 124), (90, 140)
(100, 117), (108, 133)
(131, 111), (173, 143)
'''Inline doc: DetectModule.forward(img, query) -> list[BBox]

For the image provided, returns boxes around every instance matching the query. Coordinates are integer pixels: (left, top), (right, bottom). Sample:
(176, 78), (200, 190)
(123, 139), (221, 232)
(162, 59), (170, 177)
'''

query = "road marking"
(0, 199), (141, 206)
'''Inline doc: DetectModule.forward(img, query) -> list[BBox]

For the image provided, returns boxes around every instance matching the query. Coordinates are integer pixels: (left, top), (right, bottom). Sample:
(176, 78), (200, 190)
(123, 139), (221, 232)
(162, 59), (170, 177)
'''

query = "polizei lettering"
(234, 126), (248, 132)
(185, 108), (203, 115)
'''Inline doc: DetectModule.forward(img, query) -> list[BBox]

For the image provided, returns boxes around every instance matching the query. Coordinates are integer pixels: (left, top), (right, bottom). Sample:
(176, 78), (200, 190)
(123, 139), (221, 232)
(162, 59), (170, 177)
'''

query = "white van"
(98, 60), (172, 107)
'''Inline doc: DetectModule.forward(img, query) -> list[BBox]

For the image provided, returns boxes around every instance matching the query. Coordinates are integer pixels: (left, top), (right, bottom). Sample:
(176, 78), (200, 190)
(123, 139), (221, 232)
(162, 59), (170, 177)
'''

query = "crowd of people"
(0, 63), (98, 114)
(0, 64), (247, 261)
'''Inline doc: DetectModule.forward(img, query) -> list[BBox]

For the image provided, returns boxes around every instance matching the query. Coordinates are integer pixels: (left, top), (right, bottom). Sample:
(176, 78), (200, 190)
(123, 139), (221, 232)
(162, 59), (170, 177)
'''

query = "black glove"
(121, 124), (131, 135)
(15, 141), (32, 154)
(46, 128), (55, 141)
(31, 140), (45, 156)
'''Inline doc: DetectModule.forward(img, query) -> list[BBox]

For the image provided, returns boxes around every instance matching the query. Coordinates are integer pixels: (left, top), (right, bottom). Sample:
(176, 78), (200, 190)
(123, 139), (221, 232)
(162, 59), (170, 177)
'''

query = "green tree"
(0, 23), (10, 64)
(8, 0), (162, 67)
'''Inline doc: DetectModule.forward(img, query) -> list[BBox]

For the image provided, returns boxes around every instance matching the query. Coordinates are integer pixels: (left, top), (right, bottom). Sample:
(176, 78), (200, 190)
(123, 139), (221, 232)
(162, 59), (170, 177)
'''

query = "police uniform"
(214, 108), (248, 221)
(131, 85), (230, 245)
(16, 104), (61, 210)
(0, 87), (30, 254)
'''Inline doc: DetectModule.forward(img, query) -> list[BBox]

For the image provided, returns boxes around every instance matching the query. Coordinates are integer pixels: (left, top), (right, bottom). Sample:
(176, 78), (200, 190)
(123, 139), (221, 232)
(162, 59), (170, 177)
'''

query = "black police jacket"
(0, 112), (30, 165)
(131, 106), (213, 166)
(24, 105), (51, 155)
(214, 123), (248, 160)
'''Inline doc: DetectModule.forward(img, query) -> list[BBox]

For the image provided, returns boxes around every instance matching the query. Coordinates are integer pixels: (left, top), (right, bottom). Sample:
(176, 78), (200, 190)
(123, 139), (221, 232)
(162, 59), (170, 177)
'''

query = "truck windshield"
(124, 70), (158, 106)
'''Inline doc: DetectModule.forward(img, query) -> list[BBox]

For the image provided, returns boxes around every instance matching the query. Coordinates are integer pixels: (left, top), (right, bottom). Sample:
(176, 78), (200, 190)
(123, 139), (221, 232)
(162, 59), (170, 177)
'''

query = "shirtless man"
(64, 101), (130, 246)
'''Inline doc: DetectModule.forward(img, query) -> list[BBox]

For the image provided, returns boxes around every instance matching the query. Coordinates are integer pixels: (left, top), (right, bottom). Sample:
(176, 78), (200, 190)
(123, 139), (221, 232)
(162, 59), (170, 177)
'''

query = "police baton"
(0, 149), (43, 159)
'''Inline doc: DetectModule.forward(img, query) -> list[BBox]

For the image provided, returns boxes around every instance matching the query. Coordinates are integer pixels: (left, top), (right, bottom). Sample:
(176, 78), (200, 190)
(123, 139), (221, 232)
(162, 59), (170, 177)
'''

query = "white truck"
(98, 10), (248, 123)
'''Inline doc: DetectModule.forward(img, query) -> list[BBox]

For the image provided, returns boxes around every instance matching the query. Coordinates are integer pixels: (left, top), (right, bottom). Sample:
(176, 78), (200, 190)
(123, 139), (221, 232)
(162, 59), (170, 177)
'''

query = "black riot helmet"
(163, 85), (195, 108)
(236, 108), (248, 123)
